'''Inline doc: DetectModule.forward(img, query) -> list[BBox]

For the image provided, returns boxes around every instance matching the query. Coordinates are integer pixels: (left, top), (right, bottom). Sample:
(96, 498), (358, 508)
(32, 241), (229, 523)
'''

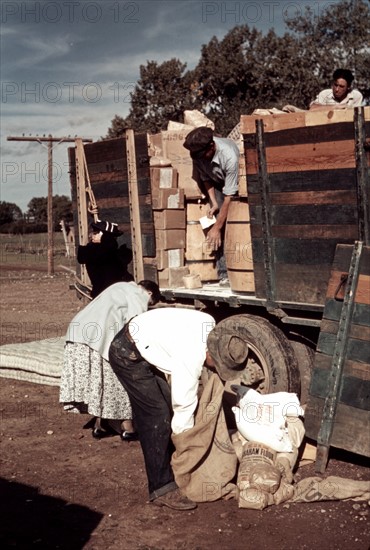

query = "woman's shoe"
(92, 427), (118, 439)
(121, 430), (139, 441)
(92, 418), (120, 439)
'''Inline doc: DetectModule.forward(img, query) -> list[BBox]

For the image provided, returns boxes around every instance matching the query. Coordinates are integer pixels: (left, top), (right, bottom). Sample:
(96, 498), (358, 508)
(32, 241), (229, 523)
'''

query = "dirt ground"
(0, 265), (369, 550)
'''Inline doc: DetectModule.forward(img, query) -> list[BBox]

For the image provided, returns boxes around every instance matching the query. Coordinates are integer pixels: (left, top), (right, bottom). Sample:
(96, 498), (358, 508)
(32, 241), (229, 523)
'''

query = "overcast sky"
(1, 0), (341, 211)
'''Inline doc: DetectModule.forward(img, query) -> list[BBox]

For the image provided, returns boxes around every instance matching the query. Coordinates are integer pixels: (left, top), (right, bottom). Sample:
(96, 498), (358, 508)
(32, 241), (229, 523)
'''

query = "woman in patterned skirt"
(60, 280), (161, 440)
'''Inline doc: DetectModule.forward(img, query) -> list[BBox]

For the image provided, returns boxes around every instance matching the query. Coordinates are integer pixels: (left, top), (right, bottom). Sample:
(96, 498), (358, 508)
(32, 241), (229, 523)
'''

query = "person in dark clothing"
(77, 219), (128, 299)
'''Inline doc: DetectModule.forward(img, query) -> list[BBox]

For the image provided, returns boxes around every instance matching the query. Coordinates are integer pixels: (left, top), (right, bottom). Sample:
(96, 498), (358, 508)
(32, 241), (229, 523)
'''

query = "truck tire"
(214, 314), (301, 395)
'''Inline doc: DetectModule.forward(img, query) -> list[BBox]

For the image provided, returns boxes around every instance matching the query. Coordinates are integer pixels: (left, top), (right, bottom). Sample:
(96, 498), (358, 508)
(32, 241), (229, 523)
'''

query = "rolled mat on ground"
(0, 338), (65, 386)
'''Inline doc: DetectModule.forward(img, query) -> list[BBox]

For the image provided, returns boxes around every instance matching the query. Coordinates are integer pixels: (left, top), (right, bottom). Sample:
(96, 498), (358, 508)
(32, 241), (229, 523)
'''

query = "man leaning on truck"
(183, 126), (239, 287)
(310, 68), (363, 110)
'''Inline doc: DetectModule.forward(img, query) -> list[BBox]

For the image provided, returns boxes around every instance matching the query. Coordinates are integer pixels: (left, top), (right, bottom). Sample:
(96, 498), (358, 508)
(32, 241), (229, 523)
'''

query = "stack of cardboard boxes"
(149, 127), (220, 287)
(150, 165), (190, 287)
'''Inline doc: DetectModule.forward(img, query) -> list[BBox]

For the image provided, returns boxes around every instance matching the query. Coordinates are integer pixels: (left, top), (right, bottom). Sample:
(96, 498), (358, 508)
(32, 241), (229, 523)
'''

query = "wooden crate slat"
(246, 168), (358, 194)
(305, 396), (370, 457)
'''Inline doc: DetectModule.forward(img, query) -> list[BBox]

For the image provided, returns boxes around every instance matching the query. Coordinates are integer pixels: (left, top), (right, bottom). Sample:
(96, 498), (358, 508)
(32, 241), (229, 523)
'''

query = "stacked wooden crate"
(150, 166), (189, 287)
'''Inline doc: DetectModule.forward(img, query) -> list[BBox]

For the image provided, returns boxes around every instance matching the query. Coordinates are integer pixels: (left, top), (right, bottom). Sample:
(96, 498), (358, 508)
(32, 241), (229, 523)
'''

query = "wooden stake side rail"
(125, 129), (144, 282)
(305, 243), (370, 468)
(74, 138), (90, 288)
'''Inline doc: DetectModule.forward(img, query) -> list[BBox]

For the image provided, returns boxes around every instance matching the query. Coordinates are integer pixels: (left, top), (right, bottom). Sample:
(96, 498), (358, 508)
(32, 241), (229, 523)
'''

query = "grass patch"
(0, 232), (76, 270)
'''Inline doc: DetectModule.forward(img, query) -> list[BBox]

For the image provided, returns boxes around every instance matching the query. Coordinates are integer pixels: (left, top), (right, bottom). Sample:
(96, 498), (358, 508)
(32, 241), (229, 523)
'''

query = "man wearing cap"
(78, 219), (131, 298)
(109, 308), (249, 510)
(183, 127), (240, 287)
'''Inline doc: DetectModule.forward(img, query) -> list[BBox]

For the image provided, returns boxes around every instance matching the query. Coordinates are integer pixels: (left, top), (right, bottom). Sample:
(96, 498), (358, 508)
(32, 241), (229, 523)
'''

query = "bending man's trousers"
(109, 325), (177, 500)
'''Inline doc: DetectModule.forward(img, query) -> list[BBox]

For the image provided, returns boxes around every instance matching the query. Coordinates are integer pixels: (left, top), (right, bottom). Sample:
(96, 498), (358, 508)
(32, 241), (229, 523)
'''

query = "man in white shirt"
(109, 307), (217, 510)
(310, 68), (363, 110)
(109, 307), (249, 510)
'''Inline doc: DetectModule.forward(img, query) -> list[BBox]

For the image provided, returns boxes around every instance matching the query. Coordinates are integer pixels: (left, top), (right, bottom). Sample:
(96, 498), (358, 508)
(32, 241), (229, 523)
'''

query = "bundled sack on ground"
(231, 385), (305, 509)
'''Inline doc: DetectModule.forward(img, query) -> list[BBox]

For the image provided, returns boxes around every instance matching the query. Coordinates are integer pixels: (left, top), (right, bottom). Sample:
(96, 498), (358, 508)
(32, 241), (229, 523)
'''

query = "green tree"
(27, 197), (48, 222)
(285, 0), (370, 104)
(106, 0), (369, 138)
(193, 26), (317, 134)
(0, 201), (23, 226)
(26, 195), (72, 226)
(106, 59), (197, 136)
(53, 195), (73, 224)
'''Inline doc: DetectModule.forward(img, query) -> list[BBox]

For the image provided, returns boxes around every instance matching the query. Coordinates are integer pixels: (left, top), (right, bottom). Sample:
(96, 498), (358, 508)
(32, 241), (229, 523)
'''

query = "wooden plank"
(74, 139), (91, 287)
(97, 204), (153, 224)
(307, 244), (370, 466)
(326, 272), (370, 304)
(252, 262), (330, 304)
(314, 353), (370, 380)
(320, 319), (370, 342)
(92, 178), (151, 198)
(316, 334), (369, 364)
(249, 189), (357, 207)
(246, 168), (357, 194)
(240, 106), (370, 134)
(305, 396), (370, 457)
(251, 204), (358, 226)
(126, 129), (144, 281)
(310, 367), (370, 410)
(254, 225), (358, 240)
(244, 121), (370, 148)
(246, 140), (356, 175)
(241, 112), (307, 134)
(324, 300), (370, 326)
(252, 238), (348, 264)
(331, 245), (370, 275)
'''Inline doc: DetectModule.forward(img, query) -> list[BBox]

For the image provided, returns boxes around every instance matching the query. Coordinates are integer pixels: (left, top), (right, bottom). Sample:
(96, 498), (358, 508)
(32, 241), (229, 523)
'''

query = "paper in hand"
(199, 215), (216, 230)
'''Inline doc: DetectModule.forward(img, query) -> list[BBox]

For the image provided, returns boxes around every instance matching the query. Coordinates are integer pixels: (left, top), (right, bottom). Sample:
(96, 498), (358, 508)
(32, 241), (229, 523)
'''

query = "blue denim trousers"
(109, 325), (177, 500)
(214, 187), (227, 279)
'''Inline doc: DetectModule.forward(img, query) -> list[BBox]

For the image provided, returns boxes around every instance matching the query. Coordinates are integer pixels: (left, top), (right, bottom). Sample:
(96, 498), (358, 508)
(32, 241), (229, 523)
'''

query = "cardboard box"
(150, 166), (178, 191)
(156, 248), (185, 270)
(158, 266), (190, 288)
(152, 188), (184, 210)
(155, 229), (186, 250)
(161, 130), (203, 198)
(154, 209), (186, 230)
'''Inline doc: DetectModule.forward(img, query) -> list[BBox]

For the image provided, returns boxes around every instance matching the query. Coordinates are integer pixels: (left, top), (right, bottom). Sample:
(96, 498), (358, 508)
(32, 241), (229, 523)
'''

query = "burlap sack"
(171, 374), (237, 502)
(290, 476), (370, 503)
(249, 463), (282, 494)
(238, 487), (270, 510)
(237, 442), (277, 491)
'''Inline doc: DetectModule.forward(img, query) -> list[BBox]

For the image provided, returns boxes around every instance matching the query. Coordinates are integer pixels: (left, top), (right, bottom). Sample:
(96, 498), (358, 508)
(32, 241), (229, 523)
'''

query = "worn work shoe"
(152, 488), (197, 510)
(219, 277), (230, 287)
(121, 430), (139, 442)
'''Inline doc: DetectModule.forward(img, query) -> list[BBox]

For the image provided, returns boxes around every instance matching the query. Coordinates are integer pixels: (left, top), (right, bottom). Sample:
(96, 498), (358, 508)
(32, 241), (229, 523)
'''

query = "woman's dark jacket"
(77, 233), (124, 299)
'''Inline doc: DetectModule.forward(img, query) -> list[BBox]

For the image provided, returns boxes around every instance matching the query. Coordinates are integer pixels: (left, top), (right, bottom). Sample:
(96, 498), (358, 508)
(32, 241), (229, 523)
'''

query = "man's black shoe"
(121, 430), (139, 441)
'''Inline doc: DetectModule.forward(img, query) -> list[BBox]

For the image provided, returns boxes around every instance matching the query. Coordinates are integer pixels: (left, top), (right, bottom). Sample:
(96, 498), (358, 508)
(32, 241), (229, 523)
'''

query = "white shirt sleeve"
(170, 358), (202, 434)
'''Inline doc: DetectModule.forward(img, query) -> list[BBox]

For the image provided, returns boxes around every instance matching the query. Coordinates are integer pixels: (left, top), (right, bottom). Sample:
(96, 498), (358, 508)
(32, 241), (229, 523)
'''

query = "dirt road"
(0, 267), (369, 549)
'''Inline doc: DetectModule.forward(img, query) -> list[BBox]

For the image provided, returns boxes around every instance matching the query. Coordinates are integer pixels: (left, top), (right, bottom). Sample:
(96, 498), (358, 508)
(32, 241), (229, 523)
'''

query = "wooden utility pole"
(7, 135), (92, 275)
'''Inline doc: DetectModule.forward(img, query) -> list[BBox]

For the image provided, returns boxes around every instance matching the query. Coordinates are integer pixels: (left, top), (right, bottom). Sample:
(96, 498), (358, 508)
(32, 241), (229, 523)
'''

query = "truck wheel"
(290, 340), (315, 406)
(215, 314), (301, 395)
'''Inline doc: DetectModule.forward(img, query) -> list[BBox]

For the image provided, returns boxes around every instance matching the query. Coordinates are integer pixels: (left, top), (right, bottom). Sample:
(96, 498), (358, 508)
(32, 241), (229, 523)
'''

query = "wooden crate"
(240, 107), (370, 305)
(305, 244), (370, 463)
